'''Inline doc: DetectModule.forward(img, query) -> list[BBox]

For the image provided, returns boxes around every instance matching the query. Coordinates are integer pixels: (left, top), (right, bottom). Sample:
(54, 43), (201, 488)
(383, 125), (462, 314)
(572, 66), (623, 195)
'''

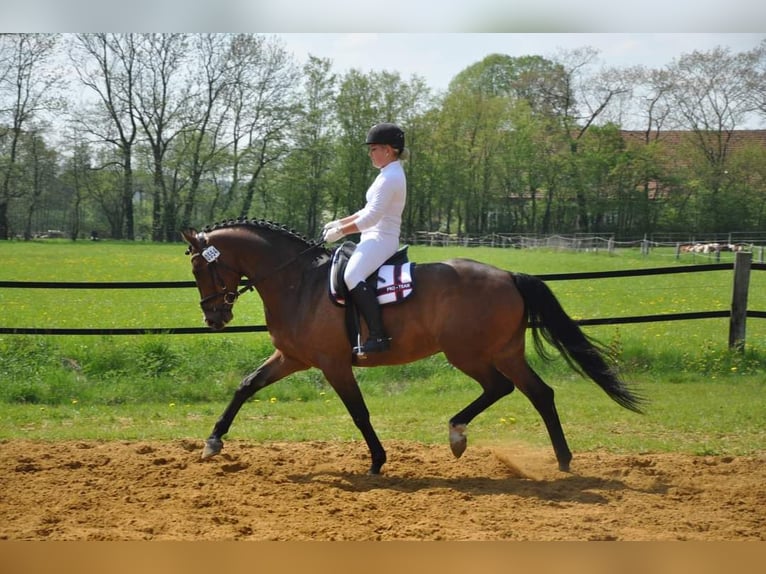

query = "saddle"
(328, 241), (415, 354)
(328, 241), (414, 307)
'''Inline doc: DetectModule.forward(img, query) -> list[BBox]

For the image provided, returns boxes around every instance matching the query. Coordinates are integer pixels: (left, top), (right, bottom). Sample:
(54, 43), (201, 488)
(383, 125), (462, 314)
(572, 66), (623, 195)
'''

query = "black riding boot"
(349, 281), (390, 355)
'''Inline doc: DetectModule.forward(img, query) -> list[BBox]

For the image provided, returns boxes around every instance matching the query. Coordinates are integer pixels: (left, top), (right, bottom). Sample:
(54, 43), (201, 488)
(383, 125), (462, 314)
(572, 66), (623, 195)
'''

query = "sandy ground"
(1, 439), (764, 541)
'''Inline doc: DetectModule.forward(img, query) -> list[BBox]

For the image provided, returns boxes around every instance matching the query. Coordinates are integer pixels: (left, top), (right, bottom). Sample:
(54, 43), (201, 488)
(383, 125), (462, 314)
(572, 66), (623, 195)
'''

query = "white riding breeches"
(343, 233), (399, 290)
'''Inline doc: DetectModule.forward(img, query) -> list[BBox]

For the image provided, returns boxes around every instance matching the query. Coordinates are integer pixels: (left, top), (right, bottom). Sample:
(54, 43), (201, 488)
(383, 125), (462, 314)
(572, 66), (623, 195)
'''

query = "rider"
(322, 122), (408, 355)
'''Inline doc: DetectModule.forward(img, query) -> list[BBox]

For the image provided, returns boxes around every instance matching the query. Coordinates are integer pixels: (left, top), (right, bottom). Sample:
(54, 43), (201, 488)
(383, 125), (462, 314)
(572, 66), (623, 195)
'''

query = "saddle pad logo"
(330, 262), (414, 307)
(375, 263), (413, 305)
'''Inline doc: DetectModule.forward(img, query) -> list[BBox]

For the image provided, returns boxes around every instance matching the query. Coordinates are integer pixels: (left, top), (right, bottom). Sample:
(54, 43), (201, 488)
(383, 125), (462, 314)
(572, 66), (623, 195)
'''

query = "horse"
(181, 218), (644, 475)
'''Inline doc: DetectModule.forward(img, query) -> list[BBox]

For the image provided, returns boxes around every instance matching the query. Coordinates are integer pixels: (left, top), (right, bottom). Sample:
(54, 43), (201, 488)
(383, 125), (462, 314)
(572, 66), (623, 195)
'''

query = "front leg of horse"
(449, 422), (468, 458)
(201, 381), (257, 460)
(349, 406), (387, 474)
(202, 436), (224, 459)
(201, 350), (306, 460)
(328, 371), (387, 474)
(361, 423), (387, 475)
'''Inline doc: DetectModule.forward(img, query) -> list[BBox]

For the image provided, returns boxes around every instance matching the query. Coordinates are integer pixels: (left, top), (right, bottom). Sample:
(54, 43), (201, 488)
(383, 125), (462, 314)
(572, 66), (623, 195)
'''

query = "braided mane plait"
(202, 217), (321, 248)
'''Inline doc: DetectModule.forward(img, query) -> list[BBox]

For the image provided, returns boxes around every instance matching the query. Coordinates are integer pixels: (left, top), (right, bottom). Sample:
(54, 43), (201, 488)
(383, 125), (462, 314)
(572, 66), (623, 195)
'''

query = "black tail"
(513, 272), (645, 414)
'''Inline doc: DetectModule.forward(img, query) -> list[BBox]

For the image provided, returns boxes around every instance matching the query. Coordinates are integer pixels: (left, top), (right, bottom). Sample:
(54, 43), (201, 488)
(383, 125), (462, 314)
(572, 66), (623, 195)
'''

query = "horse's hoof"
(449, 423), (467, 458)
(201, 437), (223, 460)
(368, 454), (386, 475)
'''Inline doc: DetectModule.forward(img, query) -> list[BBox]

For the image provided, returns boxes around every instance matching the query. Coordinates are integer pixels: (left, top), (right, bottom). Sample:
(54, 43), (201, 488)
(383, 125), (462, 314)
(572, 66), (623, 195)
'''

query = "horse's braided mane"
(202, 217), (323, 249)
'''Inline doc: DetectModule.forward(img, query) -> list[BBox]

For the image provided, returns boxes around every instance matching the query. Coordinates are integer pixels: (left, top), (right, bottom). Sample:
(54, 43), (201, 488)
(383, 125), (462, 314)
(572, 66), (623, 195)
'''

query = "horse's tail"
(512, 272), (645, 414)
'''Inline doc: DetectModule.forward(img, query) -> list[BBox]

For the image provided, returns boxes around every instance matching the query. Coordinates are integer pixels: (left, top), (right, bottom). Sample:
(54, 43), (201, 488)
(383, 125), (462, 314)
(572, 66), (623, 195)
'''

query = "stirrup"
(353, 336), (391, 358)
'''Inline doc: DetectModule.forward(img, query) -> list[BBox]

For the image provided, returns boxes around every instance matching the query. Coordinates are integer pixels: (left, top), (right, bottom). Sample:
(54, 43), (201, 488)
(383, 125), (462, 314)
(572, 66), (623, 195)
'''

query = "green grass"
(1, 374), (762, 457)
(0, 239), (764, 455)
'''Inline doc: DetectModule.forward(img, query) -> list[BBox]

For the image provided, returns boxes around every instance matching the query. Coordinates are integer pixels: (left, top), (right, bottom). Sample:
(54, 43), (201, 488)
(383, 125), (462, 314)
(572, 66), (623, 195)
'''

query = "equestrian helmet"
(365, 123), (405, 152)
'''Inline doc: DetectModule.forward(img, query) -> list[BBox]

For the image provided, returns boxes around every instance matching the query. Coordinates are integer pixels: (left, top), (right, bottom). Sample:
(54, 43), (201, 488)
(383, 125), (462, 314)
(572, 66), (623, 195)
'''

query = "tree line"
(1, 33), (765, 242)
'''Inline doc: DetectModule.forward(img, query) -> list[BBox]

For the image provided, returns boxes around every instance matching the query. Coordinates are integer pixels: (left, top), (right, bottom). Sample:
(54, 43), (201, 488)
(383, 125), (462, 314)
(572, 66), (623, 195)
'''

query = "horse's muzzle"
(203, 308), (233, 331)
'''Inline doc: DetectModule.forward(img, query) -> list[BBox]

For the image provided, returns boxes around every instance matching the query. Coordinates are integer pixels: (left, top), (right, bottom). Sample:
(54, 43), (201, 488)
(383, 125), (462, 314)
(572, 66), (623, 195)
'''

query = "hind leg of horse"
(446, 362), (516, 459)
(323, 368), (387, 475)
(202, 350), (308, 459)
(497, 357), (572, 472)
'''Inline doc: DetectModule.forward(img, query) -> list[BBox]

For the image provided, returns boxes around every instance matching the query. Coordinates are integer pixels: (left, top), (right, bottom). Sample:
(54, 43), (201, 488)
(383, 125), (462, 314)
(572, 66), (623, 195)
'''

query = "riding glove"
(323, 220), (341, 232)
(322, 225), (345, 244)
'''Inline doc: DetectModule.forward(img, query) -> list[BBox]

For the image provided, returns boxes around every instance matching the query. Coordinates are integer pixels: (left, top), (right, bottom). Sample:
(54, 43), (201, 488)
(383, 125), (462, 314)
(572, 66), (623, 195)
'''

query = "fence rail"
(1, 255), (763, 348)
(410, 231), (766, 260)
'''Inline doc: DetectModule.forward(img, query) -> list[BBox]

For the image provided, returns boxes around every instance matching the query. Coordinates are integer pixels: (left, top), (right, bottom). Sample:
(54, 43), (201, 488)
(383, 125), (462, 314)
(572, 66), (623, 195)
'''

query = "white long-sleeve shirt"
(353, 160), (406, 239)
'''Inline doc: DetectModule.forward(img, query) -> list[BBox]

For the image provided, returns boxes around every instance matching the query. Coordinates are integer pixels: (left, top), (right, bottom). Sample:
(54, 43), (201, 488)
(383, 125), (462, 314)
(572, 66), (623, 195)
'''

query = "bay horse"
(181, 218), (643, 475)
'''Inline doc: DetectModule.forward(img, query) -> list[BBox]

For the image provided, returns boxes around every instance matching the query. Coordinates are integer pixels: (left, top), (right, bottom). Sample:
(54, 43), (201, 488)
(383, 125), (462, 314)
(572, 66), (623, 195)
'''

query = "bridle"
(189, 231), (323, 313)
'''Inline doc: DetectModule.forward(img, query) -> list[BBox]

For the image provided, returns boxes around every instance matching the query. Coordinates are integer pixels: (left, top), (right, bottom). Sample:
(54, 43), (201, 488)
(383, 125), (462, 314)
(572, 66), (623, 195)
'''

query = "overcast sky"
(3, 4), (764, 129)
(2, 0), (765, 34)
(276, 33), (765, 94)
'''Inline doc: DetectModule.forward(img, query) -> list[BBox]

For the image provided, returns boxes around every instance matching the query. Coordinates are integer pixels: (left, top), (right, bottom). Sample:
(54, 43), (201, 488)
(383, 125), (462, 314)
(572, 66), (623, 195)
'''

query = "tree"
(439, 53), (573, 235)
(171, 33), (235, 229)
(19, 130), (58, 239)
(133, 33), (190, 241)
(70, 33), (140, 239)
(401, 106), (442, 234)
(727, 142), (766, 231)
(491, 100), (560, 233)
(276, 55), (337, 236)
(0, 33), (62, 239)
(334, 70), (382, 218)
(449, 53), (570, 117)
(381, 73), (432, 238)
(58, 133), (96, 240)
(2, 34), (765, 241)
(438, 60), (510, 235)
(634, 66), (677, 139)
(552, 47), (633, 231)
(666, 46), (758, 232)
(227, 34), (301, 218)
(748, 39), (766, 121)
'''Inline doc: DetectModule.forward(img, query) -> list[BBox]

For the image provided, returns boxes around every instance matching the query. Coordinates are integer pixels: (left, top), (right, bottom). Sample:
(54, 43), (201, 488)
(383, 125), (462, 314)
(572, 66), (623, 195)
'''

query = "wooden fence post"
(729, 250), (752, 351)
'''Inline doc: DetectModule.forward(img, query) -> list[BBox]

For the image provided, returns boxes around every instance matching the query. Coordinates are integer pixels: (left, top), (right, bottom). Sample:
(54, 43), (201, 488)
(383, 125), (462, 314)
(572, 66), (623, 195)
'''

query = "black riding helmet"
(365, 122), (405, 153)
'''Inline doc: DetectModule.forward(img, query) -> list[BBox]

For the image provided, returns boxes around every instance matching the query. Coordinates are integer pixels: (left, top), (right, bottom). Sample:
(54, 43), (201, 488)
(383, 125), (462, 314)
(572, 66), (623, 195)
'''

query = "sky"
(2, 4), (763, 128)
(2, 0), (765, 34)
(276, 33), (765, 95)
(5, 0), (760, 102)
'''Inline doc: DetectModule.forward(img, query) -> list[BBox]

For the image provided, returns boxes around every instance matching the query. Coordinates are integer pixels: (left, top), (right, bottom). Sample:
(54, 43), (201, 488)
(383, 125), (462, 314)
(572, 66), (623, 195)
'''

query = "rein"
(192, 231), (323, 311)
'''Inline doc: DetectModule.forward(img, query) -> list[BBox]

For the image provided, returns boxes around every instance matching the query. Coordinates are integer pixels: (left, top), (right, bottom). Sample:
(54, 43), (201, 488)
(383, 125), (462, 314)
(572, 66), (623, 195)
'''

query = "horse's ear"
(181, 228), (199, 249)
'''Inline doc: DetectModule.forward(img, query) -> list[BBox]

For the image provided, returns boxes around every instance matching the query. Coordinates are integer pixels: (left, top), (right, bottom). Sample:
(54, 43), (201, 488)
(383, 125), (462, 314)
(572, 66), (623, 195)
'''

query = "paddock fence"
(1, 252), (764, 349)
(410, 231), (766, 262)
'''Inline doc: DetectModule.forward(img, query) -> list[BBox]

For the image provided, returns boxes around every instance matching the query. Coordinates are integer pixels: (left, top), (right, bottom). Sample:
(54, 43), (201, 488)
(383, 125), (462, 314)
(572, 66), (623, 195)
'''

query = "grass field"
(0, 238), (764, 455)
